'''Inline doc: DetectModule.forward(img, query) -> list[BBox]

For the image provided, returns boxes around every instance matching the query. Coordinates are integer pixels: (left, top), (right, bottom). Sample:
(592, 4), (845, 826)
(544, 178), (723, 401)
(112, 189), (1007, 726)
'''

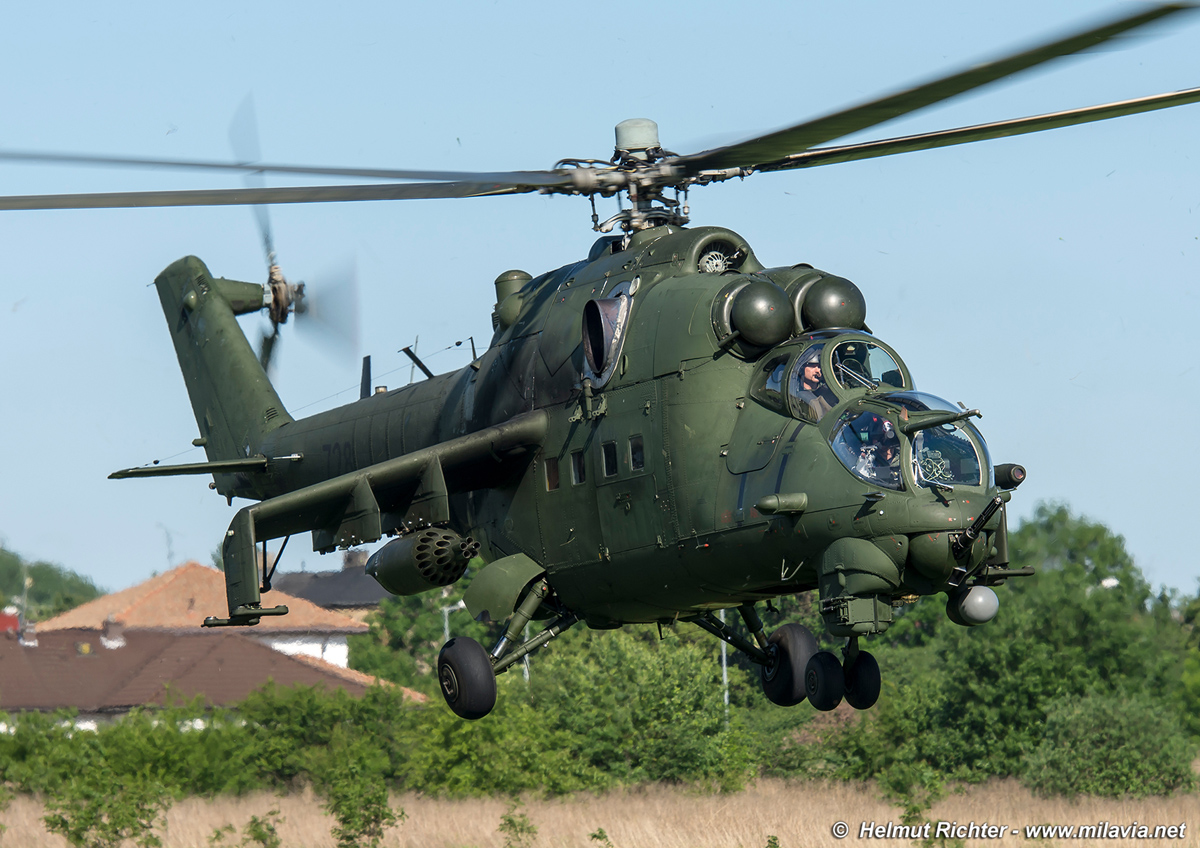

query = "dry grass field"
(2, 779), (1196, 848)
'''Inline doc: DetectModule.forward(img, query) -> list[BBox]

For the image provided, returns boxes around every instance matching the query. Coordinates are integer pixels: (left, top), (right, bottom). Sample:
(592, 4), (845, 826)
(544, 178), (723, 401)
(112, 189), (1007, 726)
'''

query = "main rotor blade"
(761, 86), (1200, 172)
(675, 3), (1193, 174)
(0, 179), (547, 211)
(0, 147), (573, 186)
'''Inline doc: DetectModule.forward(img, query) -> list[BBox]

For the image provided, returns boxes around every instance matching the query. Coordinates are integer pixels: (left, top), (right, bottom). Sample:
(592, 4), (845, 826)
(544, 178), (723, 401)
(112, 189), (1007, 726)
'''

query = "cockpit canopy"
(751, 334), (910, 422)
(827, 392), (991, 492)
(750, 336), (992, 492)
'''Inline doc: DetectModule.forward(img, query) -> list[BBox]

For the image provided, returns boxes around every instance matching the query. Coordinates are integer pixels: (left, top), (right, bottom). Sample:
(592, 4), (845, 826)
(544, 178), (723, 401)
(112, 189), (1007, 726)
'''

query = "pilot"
(792, 354), (837, 421)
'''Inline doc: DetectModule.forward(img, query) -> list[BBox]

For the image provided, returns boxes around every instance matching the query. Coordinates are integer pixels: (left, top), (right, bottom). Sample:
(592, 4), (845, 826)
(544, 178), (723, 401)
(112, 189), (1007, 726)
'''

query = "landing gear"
(437, 637), (496, 720)
(760, 623), (818, 706)
(804, 651), (845, 711)
(437, 578), (578, 720)
(693, 604), (885, 713)
(843, 649), (881, 710)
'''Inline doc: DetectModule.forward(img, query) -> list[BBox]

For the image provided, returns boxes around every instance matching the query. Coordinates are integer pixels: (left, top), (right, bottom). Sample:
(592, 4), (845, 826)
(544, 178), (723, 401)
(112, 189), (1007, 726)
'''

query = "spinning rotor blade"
(760, 86), (1200, 172)
(675, 3), (1193, 175)
(0, 179), (537, 210)
(295, 258), (360, 363)
(230, 95), (275, 266)
(259, 325), (281, 374)
(0, 148), (576, 186)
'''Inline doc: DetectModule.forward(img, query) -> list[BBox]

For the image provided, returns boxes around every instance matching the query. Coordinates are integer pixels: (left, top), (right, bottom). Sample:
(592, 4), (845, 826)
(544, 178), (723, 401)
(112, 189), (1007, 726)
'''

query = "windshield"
(881, 392), (988, 488)
(830, 410), (903, 490)
(830, 340), (906, 390)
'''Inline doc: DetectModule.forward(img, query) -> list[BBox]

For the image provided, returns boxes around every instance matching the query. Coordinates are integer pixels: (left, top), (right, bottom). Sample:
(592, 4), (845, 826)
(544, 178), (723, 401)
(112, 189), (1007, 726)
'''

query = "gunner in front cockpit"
(856, 415), (901, 487)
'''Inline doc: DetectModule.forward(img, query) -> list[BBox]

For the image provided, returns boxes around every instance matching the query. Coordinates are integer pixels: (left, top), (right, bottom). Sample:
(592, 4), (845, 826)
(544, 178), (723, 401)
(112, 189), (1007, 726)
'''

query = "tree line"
(0, 546), (102, 621)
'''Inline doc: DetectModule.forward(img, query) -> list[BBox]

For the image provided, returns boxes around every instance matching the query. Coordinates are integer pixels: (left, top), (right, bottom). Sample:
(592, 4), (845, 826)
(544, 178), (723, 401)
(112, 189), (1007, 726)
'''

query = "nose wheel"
(842, 649), (881, 710)
(804, 651), (845, 711)
(694, 605), (884, 712)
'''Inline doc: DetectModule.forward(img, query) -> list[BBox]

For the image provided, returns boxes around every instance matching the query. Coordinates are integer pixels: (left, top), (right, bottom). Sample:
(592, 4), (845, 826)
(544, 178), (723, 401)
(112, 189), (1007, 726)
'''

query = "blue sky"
(1, 0), (1197, 599)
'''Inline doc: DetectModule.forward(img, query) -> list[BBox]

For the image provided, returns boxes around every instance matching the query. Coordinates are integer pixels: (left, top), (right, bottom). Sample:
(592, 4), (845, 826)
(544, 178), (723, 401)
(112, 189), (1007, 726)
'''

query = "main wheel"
(437, 636), (497, 720)
(760, 623), (818, 706)
(843, 650), (881, 710)
(805, 651), (845, 711)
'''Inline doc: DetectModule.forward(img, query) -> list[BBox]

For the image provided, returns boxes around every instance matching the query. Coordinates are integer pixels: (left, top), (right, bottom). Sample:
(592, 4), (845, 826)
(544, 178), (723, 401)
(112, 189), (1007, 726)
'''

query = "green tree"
(0, 546), (102, 619)
(1023, 694), (1194, 797)
(43, 771), (170, 848)
(527, 627), (753, 789)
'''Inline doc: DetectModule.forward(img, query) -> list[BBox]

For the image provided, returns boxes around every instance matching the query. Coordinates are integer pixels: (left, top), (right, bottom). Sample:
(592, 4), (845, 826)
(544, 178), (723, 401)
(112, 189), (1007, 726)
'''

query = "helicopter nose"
(907, 525), (992, 585)
(907, 532), (958, 582)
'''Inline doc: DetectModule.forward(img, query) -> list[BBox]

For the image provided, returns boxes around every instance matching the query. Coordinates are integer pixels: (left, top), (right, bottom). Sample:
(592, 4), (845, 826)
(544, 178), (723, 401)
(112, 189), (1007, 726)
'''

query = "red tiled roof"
(38, 562), (367, 634)
(0, 628), (424, 712)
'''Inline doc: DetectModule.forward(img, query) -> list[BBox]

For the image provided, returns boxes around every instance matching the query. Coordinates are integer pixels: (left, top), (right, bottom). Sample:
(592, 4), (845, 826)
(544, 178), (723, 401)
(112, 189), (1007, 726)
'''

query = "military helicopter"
(4, 4), (1198, 720)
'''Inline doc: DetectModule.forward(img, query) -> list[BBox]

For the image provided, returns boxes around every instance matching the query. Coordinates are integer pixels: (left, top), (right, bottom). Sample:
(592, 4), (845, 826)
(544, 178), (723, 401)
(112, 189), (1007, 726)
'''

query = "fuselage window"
(602, 441), (618, 477)
(571, 450), (586, 484)
(629, 435), (645, 471)
(545, 456), (560, 491)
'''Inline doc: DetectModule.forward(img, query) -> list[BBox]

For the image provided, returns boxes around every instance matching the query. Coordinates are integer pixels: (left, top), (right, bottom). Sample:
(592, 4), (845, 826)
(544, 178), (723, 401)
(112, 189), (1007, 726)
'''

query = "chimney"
(101, 615), (126, 649)
(19, 621), (37, 648)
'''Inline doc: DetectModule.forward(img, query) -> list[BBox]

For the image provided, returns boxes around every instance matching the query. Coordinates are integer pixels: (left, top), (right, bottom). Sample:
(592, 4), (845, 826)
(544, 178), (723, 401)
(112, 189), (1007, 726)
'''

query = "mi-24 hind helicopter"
(5, 4), (1198, 720)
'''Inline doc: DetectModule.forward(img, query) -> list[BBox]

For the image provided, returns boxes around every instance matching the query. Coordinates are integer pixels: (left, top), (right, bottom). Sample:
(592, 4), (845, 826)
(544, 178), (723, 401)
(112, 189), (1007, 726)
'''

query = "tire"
(843, 650), (881, 710)
(437, 636), (497, 720)
(805, 651), (845, 711)
(760, 623), (818, 706)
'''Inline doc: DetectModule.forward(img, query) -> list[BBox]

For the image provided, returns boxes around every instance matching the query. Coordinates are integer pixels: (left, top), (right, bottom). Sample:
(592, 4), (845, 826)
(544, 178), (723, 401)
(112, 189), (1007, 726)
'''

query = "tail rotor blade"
(230, 94), (276, 266)
(296, 257), (360, 363)
(259, 325), (280, 374)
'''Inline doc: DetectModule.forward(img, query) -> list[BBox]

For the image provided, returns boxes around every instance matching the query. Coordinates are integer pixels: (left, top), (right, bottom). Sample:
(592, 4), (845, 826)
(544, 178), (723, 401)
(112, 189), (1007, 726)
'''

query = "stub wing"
(204, 410), (548, 626)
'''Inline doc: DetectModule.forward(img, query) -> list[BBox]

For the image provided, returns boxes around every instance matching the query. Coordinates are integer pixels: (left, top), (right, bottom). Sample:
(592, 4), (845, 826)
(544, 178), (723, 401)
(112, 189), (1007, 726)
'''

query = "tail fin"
(155, 256), (293, 478)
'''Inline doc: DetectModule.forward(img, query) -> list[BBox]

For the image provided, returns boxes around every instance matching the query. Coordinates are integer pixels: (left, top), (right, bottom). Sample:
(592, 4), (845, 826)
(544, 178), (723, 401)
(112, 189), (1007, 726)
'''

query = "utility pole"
(718, 608), (729, 728)
(441, 599), (465, 643)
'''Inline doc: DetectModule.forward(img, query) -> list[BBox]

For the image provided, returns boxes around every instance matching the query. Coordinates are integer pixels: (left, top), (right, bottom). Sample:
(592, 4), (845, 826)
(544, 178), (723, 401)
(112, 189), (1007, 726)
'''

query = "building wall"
(255, 634), (350, 668)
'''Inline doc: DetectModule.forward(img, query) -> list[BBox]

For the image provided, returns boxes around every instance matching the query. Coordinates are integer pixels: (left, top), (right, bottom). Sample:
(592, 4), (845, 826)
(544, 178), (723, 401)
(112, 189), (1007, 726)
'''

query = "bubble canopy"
(749, 333), (912, 422)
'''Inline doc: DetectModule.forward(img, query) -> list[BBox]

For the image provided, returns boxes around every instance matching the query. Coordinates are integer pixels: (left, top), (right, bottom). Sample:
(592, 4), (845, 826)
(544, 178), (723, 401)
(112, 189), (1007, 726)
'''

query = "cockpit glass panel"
(750, 353), (791, 412)
(880, 391), (959, 414)
(831, 341), (905, 390)
(913, 426), (982, 487)
(786, 344), (836, 422)
(881, 392), (990, 487)
(830, 410), (903, 490)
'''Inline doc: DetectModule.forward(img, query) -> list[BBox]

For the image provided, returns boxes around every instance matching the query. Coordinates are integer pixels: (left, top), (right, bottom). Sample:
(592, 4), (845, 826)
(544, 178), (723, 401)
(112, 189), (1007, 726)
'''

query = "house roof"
(38, 562), (367, 634)
(272, 567), (390, 609)
(0, 627), (424, 712)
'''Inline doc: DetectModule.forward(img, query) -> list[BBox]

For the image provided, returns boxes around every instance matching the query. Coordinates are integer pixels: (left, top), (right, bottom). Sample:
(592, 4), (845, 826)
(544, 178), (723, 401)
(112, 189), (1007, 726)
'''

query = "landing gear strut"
(436, 578), (577, 720)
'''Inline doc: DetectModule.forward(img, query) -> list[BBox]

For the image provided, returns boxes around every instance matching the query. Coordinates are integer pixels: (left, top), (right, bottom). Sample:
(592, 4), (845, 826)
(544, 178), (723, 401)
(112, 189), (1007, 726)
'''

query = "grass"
(1, 779), (1196, 847)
